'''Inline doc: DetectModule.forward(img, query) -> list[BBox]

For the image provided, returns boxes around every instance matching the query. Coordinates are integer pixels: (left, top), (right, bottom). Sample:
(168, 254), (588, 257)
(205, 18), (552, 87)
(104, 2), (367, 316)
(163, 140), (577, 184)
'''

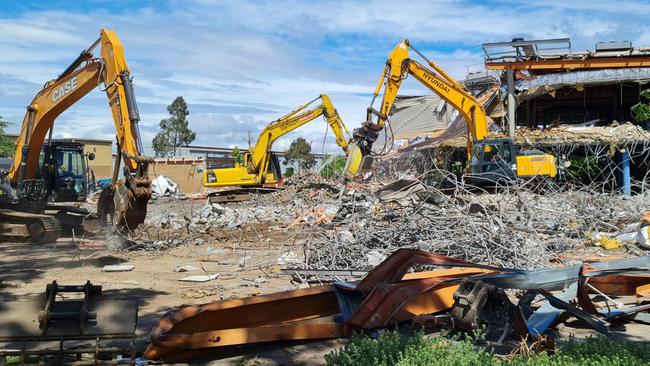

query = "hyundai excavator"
(0, 28), (152, 243)
(203, 94), (350, 191)
(344, 39), (556, 183)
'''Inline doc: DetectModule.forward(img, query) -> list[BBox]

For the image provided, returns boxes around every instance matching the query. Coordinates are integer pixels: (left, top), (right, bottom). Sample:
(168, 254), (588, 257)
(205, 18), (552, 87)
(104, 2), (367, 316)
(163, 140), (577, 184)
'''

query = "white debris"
(175, 265), (201, 272)
(211, 203), (226, 214)
(151, 175), (181, 198)
(337, 230), (355, 245)
(239, 255), (252, 267)
(277, 251), (301, 265)
(178, 274), (219, 282)
(102, 264), (134, 272)
(366, 250), (387, 267)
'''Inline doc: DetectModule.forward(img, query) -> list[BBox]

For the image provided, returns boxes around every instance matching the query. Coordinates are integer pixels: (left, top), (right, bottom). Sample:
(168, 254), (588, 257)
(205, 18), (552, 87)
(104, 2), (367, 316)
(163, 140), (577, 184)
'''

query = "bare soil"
(2, 198), (650, 365)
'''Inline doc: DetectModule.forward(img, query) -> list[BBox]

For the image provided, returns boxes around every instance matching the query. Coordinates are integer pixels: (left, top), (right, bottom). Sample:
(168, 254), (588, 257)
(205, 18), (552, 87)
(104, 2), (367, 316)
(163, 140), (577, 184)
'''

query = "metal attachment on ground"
(0, 279), (138, 365)
(38, 280), (102, 334)
(451, 279), (515, 342)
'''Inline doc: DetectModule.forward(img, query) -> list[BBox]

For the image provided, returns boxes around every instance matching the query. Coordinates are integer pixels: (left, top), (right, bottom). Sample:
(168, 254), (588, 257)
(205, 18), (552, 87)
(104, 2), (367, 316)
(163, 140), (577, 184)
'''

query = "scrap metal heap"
(132, 172), (650, 270)
(144, 248), (650, 362)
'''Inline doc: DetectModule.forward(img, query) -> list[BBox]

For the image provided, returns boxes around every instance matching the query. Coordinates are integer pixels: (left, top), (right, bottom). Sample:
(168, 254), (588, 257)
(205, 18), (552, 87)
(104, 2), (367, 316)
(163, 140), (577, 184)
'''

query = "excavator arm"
(8, 29), (151, 230)
(344, 39), (489, 179)
(247, 94), (350, 182)
(203, 94), (350, 188)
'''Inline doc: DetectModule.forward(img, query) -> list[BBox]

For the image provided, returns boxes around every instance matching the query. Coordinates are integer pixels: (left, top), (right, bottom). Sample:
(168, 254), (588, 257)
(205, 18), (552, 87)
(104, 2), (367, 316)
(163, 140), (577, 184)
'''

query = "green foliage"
(230, 146), (244, 165)
(152, 96), (196, 157)
(0, 117), (14, 158)
(631, 88), (650, 124)
(564, 156), (600, 179)
(326, 331), (650, 366)
(283, 137), (315, 172)
(320, 156), (346, 178)
(284, 167), (295, 177)
(326, 331), (494, 366)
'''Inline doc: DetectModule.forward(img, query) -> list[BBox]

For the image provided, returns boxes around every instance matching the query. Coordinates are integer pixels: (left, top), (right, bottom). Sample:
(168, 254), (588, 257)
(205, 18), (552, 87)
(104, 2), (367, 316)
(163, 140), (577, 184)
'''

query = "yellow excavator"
(0, 29), (152, 243)
(344, 39), (556, 183)
(203, 94), (350, 189)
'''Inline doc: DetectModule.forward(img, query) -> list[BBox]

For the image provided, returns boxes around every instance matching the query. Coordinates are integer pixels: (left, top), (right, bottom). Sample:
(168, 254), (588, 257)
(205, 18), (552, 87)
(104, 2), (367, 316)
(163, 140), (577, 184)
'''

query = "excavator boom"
(344, 39), (556, 182)
(345, 40), (487, 180)
(204, 94), (350, 188)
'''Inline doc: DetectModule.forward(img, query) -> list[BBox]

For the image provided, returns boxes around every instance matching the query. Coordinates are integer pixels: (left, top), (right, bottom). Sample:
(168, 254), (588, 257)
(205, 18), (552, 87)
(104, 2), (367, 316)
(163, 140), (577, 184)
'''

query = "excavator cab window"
(501, 141), (513, 162)
(483, 144), (501, 162)
(472, 139), (517, 182)
(268, 153), (282, 180)
(50, 146), (87, 202)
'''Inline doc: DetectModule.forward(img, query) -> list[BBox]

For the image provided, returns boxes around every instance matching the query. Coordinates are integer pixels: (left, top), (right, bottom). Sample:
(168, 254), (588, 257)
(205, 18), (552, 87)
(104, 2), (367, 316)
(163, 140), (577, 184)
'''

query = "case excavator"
(344, 39), (556, 183)
(202, 94), (350, 200)
(0, 29), (152, 243)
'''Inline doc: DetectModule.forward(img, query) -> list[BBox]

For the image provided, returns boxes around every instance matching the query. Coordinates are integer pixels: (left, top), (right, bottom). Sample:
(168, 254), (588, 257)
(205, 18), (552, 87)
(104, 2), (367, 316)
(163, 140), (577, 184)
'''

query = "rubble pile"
(132, 172), (346, 248)
(133, 172), (650, 270)
(434, 122), (650, 149)
(303, 183), (650, 270)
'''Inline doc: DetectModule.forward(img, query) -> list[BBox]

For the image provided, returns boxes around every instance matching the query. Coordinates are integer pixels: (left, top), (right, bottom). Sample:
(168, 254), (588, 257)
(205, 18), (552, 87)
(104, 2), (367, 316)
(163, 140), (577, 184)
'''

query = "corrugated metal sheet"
(516, 67), (650, 101)
(374, 87), (501, 155)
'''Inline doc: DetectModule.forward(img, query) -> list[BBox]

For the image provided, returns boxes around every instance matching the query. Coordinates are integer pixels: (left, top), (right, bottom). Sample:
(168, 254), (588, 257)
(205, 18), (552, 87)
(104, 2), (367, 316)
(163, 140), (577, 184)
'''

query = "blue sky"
(2, 0), (650, 154)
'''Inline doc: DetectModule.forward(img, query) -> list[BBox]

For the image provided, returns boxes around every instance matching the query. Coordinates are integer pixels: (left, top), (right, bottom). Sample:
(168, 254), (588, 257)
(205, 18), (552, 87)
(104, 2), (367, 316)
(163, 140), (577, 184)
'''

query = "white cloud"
(0, 0), (647, 155)
(0, 21), (86, 46)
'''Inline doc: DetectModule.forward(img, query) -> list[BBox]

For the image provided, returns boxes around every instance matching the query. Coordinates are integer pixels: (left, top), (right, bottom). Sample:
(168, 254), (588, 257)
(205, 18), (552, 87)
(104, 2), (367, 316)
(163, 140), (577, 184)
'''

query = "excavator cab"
(40, 141), (91, 203)
(468, 138), (557, 185)
(469, 138), (518, 184)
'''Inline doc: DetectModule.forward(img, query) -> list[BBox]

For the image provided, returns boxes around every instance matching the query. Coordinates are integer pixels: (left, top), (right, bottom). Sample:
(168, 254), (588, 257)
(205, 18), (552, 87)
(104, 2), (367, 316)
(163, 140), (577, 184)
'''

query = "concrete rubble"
(131, 173), (650, 273)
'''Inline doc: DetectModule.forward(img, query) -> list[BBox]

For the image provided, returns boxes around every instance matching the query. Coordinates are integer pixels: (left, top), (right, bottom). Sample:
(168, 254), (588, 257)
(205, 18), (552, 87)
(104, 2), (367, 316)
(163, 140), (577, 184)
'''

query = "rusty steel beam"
(349, 277), (461, 329)
(589, 274), (650, 296)
(146, 320), (344, 361)
(145, 285), (340, 361)
(145, 251), (494, 362)
(356, 248), (502, 294)
(486, 57), (650, 71)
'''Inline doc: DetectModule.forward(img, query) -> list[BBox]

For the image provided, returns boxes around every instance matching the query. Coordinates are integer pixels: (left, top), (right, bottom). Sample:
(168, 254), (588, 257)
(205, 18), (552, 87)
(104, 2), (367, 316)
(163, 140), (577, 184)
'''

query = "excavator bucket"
(343, 142), (373, 181)
(97, 176), (151, 232)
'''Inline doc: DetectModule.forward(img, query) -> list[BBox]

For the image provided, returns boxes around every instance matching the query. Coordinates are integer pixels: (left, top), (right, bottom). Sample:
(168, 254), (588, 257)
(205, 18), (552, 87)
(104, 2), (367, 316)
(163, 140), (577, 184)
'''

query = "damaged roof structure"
(375, 38), (650, 194)
(483, 37), (650, 128)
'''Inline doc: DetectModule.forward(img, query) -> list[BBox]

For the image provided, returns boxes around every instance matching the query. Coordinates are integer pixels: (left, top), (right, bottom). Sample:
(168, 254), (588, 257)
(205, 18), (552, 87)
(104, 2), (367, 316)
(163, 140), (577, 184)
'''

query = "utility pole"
(506, 68), (516, 138)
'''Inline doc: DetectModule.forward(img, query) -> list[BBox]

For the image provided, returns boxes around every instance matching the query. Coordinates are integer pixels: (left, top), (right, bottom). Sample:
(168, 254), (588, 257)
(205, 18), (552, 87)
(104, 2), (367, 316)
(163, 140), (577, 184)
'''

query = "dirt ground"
(2, 198), (650, 365)
(0, 199), (343, 365)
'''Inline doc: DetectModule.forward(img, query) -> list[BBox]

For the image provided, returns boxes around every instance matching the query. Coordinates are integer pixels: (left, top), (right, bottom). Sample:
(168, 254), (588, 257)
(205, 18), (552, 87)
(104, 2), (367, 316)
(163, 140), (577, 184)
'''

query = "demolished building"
(378, 38), (650, 194)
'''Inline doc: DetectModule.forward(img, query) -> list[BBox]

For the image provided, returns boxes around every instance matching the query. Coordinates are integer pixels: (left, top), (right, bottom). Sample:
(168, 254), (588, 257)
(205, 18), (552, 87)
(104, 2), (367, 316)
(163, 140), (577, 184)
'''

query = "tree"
(0, 116), (14, 158)
(631, 88), (650, 127)
(284, 137), (315, 172)
(230, 146), (244, 165)
(319, 155), (347, 178)
(152, 96), (196, 157)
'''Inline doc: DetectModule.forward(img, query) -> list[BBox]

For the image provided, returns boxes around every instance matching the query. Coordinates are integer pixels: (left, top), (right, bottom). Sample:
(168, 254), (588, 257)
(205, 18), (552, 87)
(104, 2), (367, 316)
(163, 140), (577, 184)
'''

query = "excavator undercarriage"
(0, 209), (62, 244)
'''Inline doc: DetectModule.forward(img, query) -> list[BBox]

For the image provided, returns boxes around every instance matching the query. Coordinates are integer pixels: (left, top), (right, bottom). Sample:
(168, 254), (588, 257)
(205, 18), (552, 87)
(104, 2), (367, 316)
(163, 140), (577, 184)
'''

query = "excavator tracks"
(0, 209), (62, 244)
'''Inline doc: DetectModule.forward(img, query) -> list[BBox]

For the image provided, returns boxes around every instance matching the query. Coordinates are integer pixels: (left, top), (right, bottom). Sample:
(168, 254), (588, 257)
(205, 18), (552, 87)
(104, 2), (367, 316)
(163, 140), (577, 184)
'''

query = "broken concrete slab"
(178, 274), (220, 282)
(102, 264), (134, 272)
(175, 265), (201, 272)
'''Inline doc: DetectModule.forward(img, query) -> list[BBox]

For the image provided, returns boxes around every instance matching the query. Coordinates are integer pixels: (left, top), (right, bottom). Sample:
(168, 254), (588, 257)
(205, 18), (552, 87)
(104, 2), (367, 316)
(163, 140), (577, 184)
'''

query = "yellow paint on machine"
(203, 163), (280, 187)
(202, 94), (350, 189)
(516, 154), (557, 178)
